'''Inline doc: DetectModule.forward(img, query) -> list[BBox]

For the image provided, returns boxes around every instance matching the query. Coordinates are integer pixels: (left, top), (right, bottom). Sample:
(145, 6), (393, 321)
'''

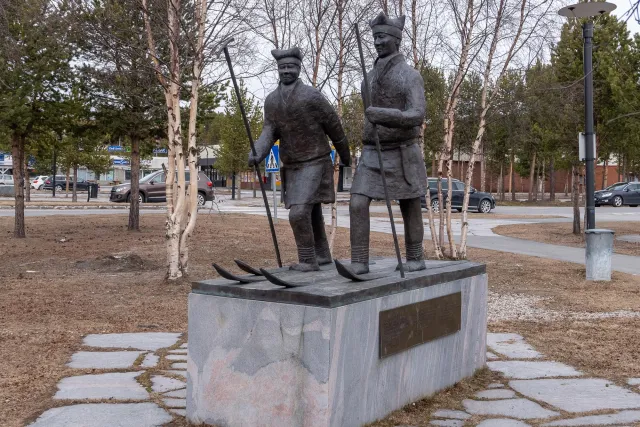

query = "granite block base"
(188, 259), (487, 427)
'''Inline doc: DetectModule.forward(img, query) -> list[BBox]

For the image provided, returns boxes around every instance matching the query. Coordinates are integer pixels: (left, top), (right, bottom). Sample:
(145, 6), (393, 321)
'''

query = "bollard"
(585, 229), (614, 281)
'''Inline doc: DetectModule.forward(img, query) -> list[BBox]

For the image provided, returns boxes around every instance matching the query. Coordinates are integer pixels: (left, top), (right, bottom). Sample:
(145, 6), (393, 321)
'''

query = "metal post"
(583, 21), (596, 230)
(272, 172), (277, 222)
(52, 147), (57, 198)
(231, 173), (236, 200)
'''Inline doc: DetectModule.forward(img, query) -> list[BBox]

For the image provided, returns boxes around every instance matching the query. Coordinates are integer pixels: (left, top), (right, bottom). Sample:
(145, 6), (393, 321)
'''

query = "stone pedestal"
(188, 259), (487, 427)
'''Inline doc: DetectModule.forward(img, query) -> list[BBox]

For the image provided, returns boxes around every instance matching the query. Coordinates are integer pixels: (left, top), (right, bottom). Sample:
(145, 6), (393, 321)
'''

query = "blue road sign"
(0, 153), (4, 161)
(265, 145), (280, 172)
(330, 150), (336, 164)
(108, 146), (124, 152)
(112, 158), (130, 165)
(153, 148), (168, 154)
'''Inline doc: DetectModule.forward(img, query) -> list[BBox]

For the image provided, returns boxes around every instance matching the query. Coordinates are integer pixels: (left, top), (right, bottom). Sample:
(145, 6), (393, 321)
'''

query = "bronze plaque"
(379, 292), (461, 358)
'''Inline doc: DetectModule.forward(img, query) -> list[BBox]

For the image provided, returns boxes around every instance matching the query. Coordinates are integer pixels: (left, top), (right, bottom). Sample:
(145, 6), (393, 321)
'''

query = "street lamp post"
(558, 2), (616, 230)
(558, 2), (617, 281)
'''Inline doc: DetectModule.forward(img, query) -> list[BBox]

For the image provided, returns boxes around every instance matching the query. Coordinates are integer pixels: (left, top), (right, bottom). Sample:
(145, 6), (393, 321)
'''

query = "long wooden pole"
(222, 43), (282, 267)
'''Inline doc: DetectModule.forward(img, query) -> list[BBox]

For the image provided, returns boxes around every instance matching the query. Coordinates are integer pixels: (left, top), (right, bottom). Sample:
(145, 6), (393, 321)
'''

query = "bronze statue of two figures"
(216, 12), (429, 286)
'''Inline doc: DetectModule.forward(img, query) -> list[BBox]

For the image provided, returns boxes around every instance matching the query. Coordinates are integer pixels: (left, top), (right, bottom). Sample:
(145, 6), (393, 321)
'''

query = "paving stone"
(168, 349), (188, 355)
(171, 362), (187, 370)
(628, 378), (640, 386)
(83, 332), (181, 351)
(164, 388), (187, 398)
(542, 410), (640, 426)
(476, 389), (516, 399)
(171, 408), (187, 416)
(487, 351), (500, 360)
(429, 420), (463, 427)
(151, 375), (185, 393)
(166, 354), (187, 361)
(141, 353), (159, 368)
(477, 419), (531, 427)
(487, 333), (542, 359)
(163, 398), (186, 408)
(487, 361), (582, 379)
(54, 372), (148, 400)
(67, 351), (144, 369)
(488, 383), (505, 389)
(432, 409), (470, 420)
(166, 370), (186, 379)
(510, 379), (640, 412)
(180, 343), (188, 349)
(29, 403), (172, 427)
(463, 398), (560, 419)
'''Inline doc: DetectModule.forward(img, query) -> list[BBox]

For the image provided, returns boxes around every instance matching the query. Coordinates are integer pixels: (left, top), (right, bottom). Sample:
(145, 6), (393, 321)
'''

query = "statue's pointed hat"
(271, 47), (303, 66)
(369, 12), (405, 38)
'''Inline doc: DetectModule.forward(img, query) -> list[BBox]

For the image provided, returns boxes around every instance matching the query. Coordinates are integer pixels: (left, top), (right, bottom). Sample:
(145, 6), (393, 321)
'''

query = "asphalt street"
(2, 199), (639, 273)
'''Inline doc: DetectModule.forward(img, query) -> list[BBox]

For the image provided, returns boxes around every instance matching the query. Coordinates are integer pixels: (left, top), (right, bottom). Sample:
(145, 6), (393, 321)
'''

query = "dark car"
(42, 175), (91, 192)
(420, 178), (496, 213)
(595, 182), (640, 207)
(110, 170), (214, 206)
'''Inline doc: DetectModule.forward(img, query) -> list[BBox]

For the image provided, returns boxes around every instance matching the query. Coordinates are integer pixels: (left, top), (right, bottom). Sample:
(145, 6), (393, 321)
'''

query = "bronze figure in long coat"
(349, 12), (429, 274)
(250, 47), (351, 271)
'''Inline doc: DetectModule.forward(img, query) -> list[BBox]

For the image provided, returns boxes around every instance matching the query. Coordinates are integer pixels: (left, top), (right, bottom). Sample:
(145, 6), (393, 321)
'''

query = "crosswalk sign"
(265, 145), (280, 172)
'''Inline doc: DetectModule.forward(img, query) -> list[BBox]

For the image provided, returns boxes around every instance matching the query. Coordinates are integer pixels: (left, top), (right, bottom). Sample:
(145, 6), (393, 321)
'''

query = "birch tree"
(457, 0), (553, 258)
(142, 0), (249, 279)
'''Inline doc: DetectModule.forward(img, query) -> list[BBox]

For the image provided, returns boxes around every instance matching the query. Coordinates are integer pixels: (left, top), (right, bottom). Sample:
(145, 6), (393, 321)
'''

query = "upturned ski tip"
(212, 263), (263, 284)
(234, 259), (263, 276)
(334, 259), (396, 282)
(259, 268), (306, 288)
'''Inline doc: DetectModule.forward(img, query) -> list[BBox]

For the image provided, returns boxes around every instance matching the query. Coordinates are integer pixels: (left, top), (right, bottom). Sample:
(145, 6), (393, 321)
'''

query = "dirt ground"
(493, 221), (640, 256)
(370, 212), (565, 220)
(1, 213), (639, 426)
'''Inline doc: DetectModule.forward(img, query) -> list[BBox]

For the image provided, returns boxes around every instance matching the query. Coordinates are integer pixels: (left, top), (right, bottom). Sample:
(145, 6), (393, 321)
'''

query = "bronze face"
(373, 32), (399, 58)
(278, 63), (300, 85)
(379, 292), (462, 358)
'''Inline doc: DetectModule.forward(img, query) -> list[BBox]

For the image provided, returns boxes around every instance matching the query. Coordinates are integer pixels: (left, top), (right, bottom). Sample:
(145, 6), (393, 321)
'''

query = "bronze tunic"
(350, 53), (428, 200)
(254, 80), (349, 208)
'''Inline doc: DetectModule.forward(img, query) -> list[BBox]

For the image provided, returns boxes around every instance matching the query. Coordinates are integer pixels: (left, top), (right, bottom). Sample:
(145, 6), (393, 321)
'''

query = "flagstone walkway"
(28, 332), (640, 426)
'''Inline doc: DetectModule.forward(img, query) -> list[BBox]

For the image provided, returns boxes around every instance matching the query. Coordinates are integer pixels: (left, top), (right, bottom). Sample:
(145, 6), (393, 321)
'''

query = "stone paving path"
(429, 333), (640, 427)
(29, 332), (188, 427)
(28, 331), (640, 426)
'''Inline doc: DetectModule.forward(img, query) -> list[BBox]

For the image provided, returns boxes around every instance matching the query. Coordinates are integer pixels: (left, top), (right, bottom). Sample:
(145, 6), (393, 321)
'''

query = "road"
(2, 200), (639, 273)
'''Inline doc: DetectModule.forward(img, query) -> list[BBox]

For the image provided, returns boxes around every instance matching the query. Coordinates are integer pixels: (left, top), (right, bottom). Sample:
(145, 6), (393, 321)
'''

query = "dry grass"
(493, 221), (640, 256)
(1, 213), (639, 426)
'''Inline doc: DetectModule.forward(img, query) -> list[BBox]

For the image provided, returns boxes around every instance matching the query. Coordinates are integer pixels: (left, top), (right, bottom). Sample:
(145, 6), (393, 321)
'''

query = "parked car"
(421, 178), (496, 213)
(42, 176), (91, 192)
(109, 170), (214, 206)
(595, 182), (640, 207)
(30, 175), (49, 190)
(0, 174), (14, 185)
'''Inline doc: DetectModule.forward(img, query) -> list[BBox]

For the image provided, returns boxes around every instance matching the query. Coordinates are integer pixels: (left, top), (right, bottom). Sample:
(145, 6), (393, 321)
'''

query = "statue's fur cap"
(370, 12), (405, 38)
(271, 47), (303, 66)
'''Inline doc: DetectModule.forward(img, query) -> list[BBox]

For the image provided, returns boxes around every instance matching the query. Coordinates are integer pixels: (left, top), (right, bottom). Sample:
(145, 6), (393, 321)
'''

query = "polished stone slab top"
(192, 259), (485, 307)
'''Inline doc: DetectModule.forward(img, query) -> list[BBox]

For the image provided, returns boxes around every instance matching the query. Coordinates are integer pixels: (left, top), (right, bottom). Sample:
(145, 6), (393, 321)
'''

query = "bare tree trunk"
(565, 170), (570, 196)
(480, 142), (486, 192)
(65, 168), (70, 197)
(72, 165), (78, 202)
(128, 136), (140, 231)
(24, 155), (30, 202)
(549, 157), (555, 201)
(602, 159), (608, 189)
(499, 163), (505, 201)
(328, 0), (345, 251)
(12, 134), (26, 238)
(236, 174), (241, 199)
(527, 152), (536, 201)
(509, 154), (514, 200)
(540, 161), (545, 201)
(572, 166), (580, 235)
